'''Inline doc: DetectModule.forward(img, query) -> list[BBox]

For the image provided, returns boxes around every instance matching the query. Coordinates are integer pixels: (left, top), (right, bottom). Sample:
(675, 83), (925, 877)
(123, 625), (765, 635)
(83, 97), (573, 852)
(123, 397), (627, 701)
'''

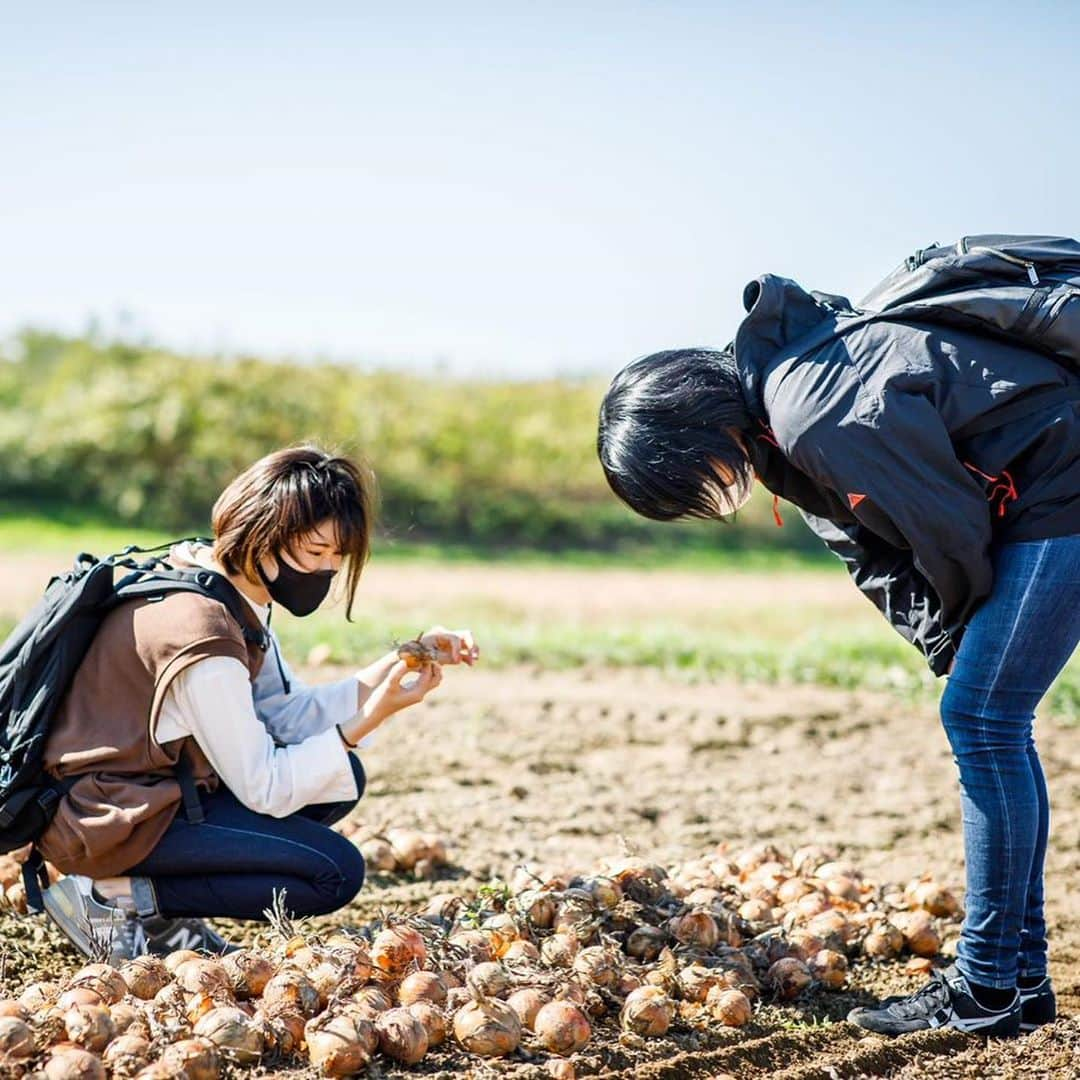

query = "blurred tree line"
(0, 330), (820, 554)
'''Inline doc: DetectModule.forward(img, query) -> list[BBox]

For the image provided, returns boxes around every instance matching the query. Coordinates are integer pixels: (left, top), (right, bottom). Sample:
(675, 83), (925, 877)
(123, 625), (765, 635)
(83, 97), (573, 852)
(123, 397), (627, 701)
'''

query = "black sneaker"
(1019, 975), (1056, 1031)
(140, 915), (238, 956)
(848, 965), (1020, 1037)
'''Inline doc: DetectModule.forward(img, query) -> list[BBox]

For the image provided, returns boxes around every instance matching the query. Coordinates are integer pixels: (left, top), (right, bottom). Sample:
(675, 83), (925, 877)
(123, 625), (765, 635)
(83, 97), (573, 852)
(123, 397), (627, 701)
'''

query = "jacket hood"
(733, 274), (850, 419)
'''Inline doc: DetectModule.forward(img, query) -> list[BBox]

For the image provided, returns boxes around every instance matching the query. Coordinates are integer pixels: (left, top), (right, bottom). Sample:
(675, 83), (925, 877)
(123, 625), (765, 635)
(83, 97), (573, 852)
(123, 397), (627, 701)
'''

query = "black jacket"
(735, 274), (1080, 676)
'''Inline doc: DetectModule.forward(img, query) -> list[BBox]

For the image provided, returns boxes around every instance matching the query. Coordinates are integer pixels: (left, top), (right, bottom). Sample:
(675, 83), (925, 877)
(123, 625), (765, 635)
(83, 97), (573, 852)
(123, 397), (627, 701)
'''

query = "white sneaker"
(41, 875), (144, 963)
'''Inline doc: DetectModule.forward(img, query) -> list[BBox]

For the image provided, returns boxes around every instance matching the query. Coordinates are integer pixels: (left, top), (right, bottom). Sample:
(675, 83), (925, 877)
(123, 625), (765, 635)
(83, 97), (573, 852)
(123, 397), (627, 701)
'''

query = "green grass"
(1, 506), (1075, 723)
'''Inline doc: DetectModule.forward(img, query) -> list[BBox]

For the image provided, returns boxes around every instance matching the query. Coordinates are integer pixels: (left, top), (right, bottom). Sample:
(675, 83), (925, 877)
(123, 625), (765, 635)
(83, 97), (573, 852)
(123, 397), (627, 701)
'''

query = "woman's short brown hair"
(212, 446), (376, 619)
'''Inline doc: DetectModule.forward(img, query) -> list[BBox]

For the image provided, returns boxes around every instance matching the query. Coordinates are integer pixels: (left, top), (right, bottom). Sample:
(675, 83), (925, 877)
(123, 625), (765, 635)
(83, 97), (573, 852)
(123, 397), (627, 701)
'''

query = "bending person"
(597, 253), (1079, 1037)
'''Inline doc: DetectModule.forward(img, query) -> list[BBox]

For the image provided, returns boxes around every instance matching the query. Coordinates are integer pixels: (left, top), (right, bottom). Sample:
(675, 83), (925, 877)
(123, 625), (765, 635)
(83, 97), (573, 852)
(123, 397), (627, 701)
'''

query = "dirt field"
(1, 556), (1076, 1077)
(5, 665), (1077, 1078)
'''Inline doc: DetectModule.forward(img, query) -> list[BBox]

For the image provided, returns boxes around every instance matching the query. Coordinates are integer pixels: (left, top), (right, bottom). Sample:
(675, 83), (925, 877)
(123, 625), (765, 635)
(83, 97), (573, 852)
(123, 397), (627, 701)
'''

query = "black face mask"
(258, 557), (336, 617)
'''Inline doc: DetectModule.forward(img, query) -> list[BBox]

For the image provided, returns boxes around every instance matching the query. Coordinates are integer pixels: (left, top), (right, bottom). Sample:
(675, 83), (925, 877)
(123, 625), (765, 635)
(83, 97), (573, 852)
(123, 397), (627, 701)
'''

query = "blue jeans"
(941, 535), (1080, 988)
(124, 756), (367, 921)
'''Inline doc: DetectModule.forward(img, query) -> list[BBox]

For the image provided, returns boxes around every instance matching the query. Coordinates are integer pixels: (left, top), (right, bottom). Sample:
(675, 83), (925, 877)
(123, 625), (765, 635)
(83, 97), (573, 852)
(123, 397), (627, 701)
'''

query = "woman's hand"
(342, 659), (442, 744)
(420, 626), (480, 666)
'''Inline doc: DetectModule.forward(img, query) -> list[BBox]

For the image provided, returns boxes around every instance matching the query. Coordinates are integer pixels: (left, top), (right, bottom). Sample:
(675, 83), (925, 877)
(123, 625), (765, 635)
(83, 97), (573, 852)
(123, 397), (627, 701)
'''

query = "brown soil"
(6, 665), (1076, 1078)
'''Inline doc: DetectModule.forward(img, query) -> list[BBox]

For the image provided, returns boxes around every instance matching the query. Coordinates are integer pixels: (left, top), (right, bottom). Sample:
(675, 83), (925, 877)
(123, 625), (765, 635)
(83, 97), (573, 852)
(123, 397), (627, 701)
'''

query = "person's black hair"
(597, 347), (752, 521)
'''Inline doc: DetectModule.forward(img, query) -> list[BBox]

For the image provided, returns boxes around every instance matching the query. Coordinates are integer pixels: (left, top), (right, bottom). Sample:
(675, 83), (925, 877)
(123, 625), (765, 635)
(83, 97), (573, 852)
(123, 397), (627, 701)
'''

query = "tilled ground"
(3, 665), (1078, 1078)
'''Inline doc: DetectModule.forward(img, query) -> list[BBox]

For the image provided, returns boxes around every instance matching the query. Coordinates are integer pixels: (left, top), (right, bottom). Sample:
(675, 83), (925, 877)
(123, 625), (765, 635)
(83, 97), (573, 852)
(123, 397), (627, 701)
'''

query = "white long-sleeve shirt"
(154, 546), (369, 817)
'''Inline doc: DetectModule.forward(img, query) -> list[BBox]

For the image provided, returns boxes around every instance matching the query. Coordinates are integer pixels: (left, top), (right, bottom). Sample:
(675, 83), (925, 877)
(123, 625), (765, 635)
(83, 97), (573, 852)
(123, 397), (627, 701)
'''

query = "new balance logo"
(164, 926), (203, 951)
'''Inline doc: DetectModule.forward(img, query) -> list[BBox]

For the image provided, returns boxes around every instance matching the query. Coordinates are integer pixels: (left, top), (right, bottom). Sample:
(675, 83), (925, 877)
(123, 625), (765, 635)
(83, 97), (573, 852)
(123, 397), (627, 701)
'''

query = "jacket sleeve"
(798, 511), (958, 675)
(786, 388), (995, 667)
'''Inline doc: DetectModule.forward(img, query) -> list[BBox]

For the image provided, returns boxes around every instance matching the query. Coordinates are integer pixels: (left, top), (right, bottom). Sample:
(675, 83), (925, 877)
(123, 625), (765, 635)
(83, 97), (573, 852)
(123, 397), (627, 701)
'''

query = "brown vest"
(37, 590), (267, 878)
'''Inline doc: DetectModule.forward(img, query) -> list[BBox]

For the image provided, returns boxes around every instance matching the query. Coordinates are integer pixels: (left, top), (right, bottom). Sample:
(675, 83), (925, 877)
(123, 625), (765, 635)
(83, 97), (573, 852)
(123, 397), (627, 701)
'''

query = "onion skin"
(669, 910), (720, 950)
(160, 1037), (222, 1080)
(620, 987), (672, 1037)
(452, 999), (522, 1057)
(69, 965), (127, 1006)
(173, 960), (230, 998)
(305, 1014), (372, 1077)
(0, 1016), (35, 1058)
(220, 952), (274, 1000)
(809, 949), (848, 990)
(540, 934), (578, 968)
(534, 1001), (591, 1056)
(103, 1034), (152, 1077)
(625, 926), (666, 963)
(120, 958), (171, 1001)
(261, 970), (321, 1019)
(708, 987), (753, 1027)
(507, 988), (547, 1031)
(766, 958), (812, 1001)
(407, 1001), (447, 1047)
(893, 910), (942, 958)
(57, 988), (103, 1011)
(397, 971), (447, 1007)
(571, 946), (619, 989)
(164, 951), (201, 974)
(107, 1003), (147, 1039)
(863, 923), (904, 961)
(466, 962), (510, 999)
(63, 1003), (115, 1053)
(503, 939), (541, 963)
(19, 982), (60, 1011)
(44, 1047), (106, 1080)
(347, 987), (393, 1023)
(371, 926), (427, 975)
(375, 1007), (429, 1064)
(192, 1007), (263, 1065)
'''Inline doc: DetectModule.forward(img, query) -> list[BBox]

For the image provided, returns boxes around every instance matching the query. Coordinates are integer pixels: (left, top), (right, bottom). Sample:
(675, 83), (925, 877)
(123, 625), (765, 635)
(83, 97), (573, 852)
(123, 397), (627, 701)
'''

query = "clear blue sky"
(2, 2), (1077, 377)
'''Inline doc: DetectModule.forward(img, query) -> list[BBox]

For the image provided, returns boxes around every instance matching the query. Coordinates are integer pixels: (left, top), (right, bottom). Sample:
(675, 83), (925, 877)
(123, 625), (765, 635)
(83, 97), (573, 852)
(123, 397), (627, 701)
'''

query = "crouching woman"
(38, 445), (477, 961)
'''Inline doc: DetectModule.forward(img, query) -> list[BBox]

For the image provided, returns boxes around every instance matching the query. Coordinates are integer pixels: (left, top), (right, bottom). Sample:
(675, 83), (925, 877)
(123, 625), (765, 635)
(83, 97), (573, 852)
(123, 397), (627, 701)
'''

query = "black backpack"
(857, 234), (1080, 371)
(0, 541), (269, 908)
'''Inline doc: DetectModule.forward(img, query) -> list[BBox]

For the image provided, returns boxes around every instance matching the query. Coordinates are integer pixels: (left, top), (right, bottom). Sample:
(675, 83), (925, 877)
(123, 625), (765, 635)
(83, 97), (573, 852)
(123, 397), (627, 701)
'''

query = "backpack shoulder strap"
(112, 568), (270, 652)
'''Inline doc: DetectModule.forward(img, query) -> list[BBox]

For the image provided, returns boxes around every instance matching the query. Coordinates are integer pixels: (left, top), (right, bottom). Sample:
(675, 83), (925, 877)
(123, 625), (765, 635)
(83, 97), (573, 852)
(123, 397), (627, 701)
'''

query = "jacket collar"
(734, 274), (848, 421)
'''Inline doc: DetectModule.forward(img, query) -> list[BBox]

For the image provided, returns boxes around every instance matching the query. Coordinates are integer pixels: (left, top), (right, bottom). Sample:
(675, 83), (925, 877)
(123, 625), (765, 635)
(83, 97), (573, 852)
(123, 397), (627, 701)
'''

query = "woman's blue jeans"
(941, 535), (1080, 989)
(124, 756), (367, 921)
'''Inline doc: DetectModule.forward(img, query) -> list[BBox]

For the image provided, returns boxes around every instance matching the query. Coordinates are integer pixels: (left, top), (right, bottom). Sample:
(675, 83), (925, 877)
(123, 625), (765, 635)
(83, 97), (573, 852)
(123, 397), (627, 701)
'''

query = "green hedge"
(0, 329), (819, 552)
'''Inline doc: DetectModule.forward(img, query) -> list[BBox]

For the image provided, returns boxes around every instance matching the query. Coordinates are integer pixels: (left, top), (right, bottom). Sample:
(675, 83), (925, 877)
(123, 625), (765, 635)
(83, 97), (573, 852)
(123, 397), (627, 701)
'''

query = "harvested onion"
(103, 1034), (151, 1077)
(572, 946), (618, 989)
(63, 1003), (115, 1053)
(192, 1006), (263, 1065)
(0, 1016), (35, 1058)
(160, 1037), (222, 1080)
(407, 1001), (447, 1047)
(375, 1007), (429, 1064)
(466, 962), (510, 999)
(305, 1013), (372, 1077)
(221, 951), (274, 1000)
(397, 970), (447, 1007)
(507, 987), (547, 1030)
(620, 986), (672, 1037)
(809, 949), (848, 990)
(261, 970), (321, 1018)
(534, 1000), (591, 1056)
(452, 998), (522, 1056)
(44, 1047), (106, 1080)
(708, 986), (752, 1027)
(766, 958), (812, 1001)
(371, 925), (427, 975)
(120, 957), (171, 1001)
(69, 965), (127, 1006)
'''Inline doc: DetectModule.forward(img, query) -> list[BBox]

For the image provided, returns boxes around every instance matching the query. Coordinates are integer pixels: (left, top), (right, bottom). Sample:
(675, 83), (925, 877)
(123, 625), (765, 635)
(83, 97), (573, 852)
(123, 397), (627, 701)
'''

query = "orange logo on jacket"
(848, 493), (867, 509)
